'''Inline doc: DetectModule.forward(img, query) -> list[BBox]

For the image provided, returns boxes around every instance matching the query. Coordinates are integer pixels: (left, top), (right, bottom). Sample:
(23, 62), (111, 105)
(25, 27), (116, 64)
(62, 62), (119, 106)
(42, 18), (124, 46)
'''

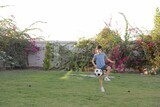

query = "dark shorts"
(100, 65), (108, 71)
(99, 65), (108, 75)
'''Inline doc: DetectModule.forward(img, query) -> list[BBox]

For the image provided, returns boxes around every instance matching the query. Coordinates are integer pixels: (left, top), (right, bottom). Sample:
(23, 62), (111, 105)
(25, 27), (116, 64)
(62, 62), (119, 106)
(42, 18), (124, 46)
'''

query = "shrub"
(43, 42), (52, 70)
(0, 15), (42, 69)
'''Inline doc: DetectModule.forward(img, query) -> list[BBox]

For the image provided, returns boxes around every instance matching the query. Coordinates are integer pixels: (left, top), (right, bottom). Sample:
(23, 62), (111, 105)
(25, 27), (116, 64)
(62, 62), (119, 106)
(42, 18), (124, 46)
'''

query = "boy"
(92, 45), (115, 92)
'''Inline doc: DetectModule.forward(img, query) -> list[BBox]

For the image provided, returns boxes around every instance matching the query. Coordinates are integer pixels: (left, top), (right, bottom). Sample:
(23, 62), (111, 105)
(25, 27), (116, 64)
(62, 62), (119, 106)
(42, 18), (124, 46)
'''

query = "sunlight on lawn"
(60, 70), (73, 80)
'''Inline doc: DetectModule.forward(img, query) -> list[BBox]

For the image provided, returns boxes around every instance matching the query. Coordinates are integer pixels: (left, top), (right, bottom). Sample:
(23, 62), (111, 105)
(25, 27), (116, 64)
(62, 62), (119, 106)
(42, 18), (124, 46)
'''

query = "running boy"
(92, 45), (115, 92)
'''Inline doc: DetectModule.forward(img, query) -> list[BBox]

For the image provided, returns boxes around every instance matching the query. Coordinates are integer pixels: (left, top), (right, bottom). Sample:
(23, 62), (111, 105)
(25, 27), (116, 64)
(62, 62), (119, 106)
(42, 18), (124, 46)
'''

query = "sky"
(0, 0), (160, 41)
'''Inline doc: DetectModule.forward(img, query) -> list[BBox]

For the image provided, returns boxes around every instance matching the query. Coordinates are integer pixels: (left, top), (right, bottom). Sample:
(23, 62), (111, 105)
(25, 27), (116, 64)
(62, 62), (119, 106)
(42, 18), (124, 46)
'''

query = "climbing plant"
(0, 14), (43, 69)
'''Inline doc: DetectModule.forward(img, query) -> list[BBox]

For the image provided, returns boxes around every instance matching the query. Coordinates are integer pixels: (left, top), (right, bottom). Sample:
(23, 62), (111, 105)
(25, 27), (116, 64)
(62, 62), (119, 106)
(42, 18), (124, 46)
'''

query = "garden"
(0, 5), (160, 107)
(1, 7), (160, 74)
(42, 12), (160, 75)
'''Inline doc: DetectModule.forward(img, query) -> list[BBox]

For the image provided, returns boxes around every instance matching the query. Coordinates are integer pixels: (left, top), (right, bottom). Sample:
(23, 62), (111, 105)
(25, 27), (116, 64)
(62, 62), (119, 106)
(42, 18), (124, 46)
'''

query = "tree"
(96, 27), (121, 52)
(150, 7), (160, 70)
(151, 7), (160, 40)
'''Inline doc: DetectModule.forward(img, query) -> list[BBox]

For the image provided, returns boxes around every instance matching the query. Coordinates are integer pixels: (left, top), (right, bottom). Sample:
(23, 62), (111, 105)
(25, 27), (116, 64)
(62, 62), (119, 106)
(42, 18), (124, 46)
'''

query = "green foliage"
(0, 18), (24, 68)
(50, 42), (75, 70)
(150, 7), (160, 68)
(0, 16), (41, 69)
(96, 27), (121, 52)
(0, 51), (14, 68)
(47, 39), (96, 71)
(75, 38), (96, 71)
(157, 67), (160, 74)
(0, 6), (45, 69)
(43, 42), (52, 70)
(48, 12), (160, 73)
(49, 41), (89, 71)
(151, 7), (160, 40)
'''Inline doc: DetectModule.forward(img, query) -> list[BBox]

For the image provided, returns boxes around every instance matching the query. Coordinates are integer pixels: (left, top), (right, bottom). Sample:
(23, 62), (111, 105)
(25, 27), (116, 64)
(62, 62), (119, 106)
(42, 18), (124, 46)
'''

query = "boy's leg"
(106, 66), (111, 76)
(99, 75), (105, 92)
(104, 66), (111, 81)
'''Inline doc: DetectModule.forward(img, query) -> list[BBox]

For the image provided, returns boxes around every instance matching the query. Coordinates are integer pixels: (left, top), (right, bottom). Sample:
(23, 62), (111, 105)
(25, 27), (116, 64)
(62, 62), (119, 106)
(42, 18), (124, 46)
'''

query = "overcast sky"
(0, 0), (160, 41)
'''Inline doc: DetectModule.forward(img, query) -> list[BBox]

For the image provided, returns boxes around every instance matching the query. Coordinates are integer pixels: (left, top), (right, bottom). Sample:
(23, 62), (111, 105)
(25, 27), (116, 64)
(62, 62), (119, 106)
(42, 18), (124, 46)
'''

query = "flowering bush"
(0, 15), (40, 69)
(109, 34), (160, 73)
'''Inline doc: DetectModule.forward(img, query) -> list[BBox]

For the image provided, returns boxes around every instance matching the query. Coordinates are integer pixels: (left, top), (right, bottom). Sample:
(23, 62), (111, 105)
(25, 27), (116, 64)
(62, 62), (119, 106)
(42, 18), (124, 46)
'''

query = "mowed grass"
(0, 70), (160, 107)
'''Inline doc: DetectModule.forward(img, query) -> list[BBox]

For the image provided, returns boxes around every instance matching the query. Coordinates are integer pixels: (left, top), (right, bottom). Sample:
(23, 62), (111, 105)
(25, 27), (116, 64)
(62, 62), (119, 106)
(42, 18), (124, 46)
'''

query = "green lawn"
(0, 70), (160, 107)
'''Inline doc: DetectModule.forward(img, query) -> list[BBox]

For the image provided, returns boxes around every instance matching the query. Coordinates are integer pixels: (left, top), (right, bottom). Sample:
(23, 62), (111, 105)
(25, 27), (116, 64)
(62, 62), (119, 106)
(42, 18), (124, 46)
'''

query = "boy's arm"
(92, 57), (97, 68)
(106, 57), (115, 64)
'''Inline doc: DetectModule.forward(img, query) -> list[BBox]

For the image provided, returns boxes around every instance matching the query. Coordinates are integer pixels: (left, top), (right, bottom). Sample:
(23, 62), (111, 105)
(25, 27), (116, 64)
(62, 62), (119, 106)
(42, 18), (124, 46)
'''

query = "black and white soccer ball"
(94, 68), (103, 76)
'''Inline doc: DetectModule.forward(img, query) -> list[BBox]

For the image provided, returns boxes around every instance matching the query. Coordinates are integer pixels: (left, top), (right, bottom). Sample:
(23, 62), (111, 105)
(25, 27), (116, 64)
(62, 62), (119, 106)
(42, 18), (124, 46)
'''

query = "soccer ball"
(94, 69), (103, 76)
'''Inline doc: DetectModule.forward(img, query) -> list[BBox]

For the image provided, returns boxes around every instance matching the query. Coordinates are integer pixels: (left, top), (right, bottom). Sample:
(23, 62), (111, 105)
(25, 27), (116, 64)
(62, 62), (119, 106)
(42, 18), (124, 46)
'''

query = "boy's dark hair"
(97, 45), (102, 50)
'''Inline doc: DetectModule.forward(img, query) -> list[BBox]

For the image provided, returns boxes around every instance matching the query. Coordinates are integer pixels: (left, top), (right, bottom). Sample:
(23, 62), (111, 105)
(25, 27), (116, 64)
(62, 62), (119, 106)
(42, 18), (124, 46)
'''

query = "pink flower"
(122, 57), (127, 62)
(119, 60), (123, 64)
(32, 47), (38, 52)
(135, 61), (139, 64)
(148, 42), (153, 47)
(114, 52), (119, 59)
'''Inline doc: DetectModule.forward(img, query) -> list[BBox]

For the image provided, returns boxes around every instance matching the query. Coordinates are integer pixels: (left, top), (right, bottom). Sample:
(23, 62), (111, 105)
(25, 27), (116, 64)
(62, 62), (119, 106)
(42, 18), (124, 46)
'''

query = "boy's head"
(96, 45), (103, 53)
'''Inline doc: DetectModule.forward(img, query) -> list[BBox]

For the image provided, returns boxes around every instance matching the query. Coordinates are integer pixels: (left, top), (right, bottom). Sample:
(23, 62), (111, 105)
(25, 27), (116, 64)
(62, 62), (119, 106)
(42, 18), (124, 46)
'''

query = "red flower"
(148, 42), (153, 47)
